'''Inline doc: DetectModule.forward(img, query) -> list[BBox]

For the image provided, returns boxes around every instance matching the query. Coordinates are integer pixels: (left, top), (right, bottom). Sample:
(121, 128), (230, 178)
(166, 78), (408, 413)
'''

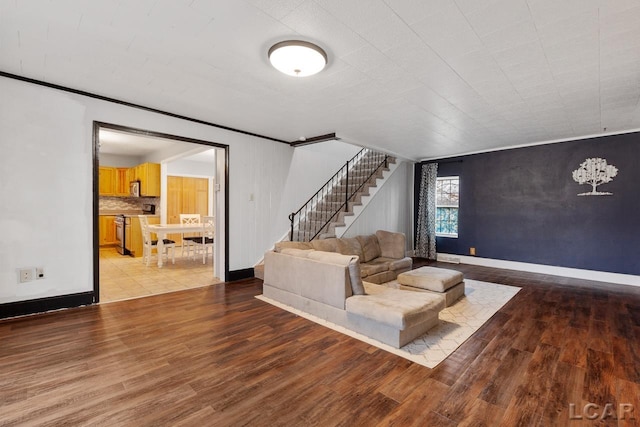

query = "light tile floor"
(99, 247), (222, 303)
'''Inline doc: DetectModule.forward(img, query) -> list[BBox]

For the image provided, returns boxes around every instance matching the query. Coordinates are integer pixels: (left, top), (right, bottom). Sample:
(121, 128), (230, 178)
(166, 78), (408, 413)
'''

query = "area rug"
(256, 279), (520, 368)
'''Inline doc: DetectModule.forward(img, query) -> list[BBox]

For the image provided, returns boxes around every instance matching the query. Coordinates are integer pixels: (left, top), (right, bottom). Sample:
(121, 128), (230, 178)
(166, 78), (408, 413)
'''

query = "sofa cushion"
(375, 230), (406, 259)
(374, 256), (413, 271)
(365, 257), (391, 266)
(346, 283), (445, 329)
(337, 237), (364, 259)
(310, 238), (338, 252)
(356, 234), (382, 262)
(306, 251), (364, 295)
(279, 248), (314, 258)
(307, 250), (354, 266)
(274, 241), (313, 252)
(360, 262), (388, 278)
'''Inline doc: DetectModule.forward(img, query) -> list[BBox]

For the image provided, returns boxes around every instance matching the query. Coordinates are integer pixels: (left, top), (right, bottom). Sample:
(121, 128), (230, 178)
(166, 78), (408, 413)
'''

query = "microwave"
(129, 181), (140, 197)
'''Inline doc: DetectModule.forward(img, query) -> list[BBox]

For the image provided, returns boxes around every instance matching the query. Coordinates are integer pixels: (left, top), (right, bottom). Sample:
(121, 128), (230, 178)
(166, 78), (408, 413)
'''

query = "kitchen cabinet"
(140, 163), (160, 197)
(100, 162), (159, 197)
(114, 168), (129, 196)
(99, 215), (117, 246)
(98, 167), (116, 196)
(166, 176), (209, 244)
(128, 165), (138, 183)
(128, 162), (160, 197)
(100, 166), (129, 197)
(168, 176), (209, 218)
(128, 215), (160, 257)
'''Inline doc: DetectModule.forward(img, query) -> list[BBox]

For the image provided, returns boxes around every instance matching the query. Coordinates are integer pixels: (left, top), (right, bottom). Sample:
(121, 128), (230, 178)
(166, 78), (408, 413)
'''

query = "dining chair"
(179, 213), (201, 259)
(138, 215), (176, 267)
(191, 216), (214, 264)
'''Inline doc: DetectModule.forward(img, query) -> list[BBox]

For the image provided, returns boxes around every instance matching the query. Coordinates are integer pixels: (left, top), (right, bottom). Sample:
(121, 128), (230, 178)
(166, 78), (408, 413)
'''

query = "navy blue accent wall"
(415, 132), (640, 276)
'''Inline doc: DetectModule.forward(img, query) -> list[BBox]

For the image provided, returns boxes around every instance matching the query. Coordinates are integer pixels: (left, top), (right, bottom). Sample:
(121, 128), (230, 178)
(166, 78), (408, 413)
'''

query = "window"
(436, 176), (459, 237)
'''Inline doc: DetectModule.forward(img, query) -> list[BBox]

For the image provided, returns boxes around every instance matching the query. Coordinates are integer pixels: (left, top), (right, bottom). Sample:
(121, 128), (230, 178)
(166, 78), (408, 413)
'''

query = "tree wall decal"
(572, 157), (618, 196)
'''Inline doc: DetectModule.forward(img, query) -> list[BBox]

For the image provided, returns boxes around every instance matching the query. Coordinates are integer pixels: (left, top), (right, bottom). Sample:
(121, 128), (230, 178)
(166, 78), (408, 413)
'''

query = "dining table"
(147, 223), (204, 267)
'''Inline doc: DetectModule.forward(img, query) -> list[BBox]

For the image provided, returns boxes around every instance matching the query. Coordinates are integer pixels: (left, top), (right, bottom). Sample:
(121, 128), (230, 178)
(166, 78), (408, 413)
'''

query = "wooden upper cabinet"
(101, 162), (159, 197)
(138, 163), (161, 197)
(128, 165), (138, 183)
(115, 168), (130, 196)
(99, 167), (116, 196)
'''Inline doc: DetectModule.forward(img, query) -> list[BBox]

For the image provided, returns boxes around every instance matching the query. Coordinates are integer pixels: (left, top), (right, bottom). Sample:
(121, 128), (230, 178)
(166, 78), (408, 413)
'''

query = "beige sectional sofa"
(273, 230), (413, 284)
(263, 231), (445, 348)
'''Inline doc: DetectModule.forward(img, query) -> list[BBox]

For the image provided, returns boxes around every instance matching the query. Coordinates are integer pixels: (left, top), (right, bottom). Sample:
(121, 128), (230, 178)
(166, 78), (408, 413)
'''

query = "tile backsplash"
(99, 197), (159, 211)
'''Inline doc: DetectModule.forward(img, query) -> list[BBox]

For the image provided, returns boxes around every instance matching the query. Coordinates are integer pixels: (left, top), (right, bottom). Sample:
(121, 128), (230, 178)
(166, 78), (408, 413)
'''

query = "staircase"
(288, 149), (393, 241)
(254, 148), (394, 280)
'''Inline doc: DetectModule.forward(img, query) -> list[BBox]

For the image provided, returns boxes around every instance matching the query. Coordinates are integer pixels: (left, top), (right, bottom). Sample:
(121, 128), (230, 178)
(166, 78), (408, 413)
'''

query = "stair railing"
(289, 149), (389, 242)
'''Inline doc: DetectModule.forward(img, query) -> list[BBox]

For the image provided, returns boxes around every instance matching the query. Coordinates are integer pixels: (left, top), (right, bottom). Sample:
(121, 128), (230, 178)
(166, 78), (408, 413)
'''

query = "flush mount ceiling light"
(268, 40), (327, 77)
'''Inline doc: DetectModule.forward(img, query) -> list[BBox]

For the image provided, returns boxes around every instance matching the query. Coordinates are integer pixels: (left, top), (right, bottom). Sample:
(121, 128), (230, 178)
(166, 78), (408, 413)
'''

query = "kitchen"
(98, 125), (223, 303)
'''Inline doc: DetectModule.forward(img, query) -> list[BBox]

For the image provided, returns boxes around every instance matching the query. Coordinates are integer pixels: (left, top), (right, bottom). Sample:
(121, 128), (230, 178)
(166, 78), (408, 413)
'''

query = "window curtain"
(416, 162), (438, 259)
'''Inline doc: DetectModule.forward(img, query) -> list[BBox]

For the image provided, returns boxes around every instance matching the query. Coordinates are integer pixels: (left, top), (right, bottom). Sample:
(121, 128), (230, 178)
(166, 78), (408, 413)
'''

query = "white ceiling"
(2, 0), (640, 160)
(98, 128), (182, 157)
(99, 128), (216, 163)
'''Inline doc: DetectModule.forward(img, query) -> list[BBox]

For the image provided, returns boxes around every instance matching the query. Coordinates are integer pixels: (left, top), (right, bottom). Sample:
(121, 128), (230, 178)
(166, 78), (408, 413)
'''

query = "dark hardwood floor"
(1, 260), (639, 426)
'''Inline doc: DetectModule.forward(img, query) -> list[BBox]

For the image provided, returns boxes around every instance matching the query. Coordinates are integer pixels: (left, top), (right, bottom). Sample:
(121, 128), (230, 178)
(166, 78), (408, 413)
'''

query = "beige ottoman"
(397, 267), (465, 307)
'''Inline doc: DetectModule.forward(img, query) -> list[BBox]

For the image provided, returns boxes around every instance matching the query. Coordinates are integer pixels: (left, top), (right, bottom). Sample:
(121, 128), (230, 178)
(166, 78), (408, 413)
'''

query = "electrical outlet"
(470, 247), (476, 256)
(36, 267), (45, 279)
(19, 268), (35, 283)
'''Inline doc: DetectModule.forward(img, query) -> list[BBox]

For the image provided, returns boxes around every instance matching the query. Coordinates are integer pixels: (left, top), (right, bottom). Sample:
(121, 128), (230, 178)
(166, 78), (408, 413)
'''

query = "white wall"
(99, 153), (140, 167)
(0, 80), (92, 303)
(0, 76), (297, 304)
(167, 159), (215, 177)
(342, 162), (414, 250)
(0, 76), (404, 306)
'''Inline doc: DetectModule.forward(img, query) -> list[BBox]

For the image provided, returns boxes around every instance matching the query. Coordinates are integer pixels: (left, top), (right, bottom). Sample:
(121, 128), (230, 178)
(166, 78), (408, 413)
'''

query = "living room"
(1, 1), (640, 425)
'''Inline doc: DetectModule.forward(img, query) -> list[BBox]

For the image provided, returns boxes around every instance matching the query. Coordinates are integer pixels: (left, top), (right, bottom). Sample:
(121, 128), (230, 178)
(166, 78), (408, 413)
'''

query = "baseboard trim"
(229, 268), (254, 282)
(437, 253), (640, 287)
(0, 292), (95, 320)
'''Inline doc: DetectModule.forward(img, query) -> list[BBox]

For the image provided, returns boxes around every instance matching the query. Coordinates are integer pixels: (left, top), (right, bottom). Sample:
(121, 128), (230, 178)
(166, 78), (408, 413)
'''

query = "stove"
(114, 215), (129, 255)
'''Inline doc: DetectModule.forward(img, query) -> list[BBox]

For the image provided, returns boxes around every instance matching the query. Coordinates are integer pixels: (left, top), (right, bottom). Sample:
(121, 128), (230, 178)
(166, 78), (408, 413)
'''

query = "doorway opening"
(93, 122), (229, 303)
